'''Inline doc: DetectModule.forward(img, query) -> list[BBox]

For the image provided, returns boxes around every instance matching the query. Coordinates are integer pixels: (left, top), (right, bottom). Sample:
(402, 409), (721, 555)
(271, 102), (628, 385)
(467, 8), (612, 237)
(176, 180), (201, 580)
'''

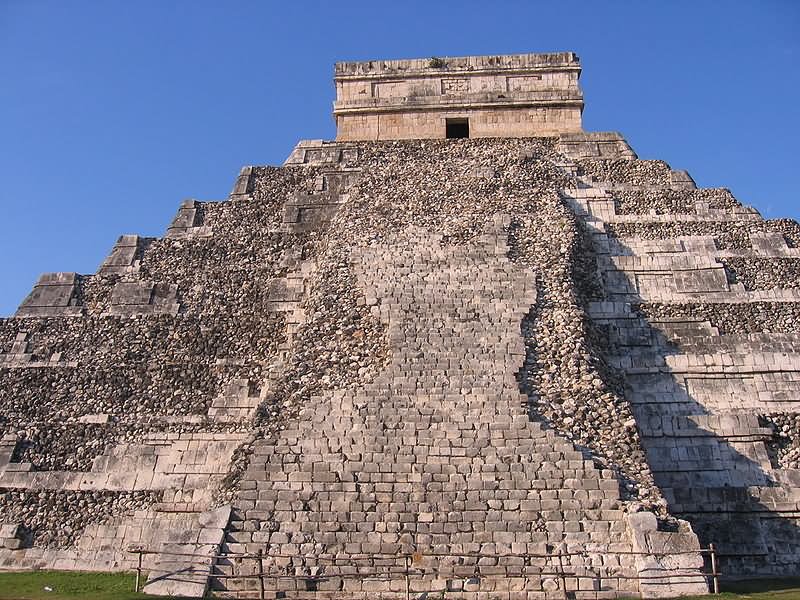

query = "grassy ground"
(710, 578), (800, 600)
(671, 591), (800, 600)
(666, 590), (800, 600)
(0, 570), (184, 600)
(0, 570), (799, 600)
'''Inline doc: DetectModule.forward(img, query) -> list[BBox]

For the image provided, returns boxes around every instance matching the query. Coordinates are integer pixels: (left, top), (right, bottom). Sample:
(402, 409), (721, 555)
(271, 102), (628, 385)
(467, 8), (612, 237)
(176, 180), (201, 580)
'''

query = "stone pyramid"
(1, 52), (798, 599)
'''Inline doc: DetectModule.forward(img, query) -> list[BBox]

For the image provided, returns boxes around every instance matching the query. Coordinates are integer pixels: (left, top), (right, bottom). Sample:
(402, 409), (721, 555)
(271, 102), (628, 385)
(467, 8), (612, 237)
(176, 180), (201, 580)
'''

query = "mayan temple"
(1, 51), (798, 599)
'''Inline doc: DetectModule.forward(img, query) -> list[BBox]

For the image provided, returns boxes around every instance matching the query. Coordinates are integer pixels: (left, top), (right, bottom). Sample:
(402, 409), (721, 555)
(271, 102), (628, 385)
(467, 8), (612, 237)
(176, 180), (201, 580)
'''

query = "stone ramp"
(142, 505), (232, 597)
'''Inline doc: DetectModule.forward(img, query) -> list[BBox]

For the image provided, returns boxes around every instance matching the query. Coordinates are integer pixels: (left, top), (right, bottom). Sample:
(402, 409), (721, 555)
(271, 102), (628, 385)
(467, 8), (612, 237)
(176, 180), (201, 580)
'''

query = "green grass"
(713, 579), (800, 600)
(0, 571), (185, 600)
(1, 570), (800, 600)
(645, 580), (800, 600)
(680, 588), (800, 600)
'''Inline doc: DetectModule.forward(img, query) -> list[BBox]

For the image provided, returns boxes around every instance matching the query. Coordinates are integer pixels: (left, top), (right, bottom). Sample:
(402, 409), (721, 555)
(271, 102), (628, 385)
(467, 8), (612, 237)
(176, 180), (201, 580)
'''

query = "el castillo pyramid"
(1, 52), (799, 599)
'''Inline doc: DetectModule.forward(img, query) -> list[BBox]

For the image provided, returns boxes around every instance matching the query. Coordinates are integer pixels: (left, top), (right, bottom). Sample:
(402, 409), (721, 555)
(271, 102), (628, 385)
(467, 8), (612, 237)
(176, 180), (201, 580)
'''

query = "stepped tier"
(564, 148), (800, 578)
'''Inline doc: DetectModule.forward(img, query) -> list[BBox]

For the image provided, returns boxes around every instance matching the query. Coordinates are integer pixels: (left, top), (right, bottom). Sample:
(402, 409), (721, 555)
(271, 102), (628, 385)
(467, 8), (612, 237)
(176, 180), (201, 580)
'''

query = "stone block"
(15, 272), (82, 317)
(105, 281), (179, 316)
(231, 166), (253, 196)
(99, 235), (141, 274)
(673, 268), (729, 293)
(165, 199), (212, 238)
(3, 538), (23, 550)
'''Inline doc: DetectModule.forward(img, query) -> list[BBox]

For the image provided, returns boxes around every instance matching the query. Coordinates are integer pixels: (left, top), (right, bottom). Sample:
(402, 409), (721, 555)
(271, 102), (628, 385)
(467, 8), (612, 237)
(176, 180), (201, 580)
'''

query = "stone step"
(248, 448), (592, 459)
(609, 233), (800, 259)
(208, 570), (645, 598)
(666, 485), (800, 514)
(638, 413), (772, 440)
(142, 505), (232, 597)
(608, 346), (800, 371)
(674, 332), (800, 354)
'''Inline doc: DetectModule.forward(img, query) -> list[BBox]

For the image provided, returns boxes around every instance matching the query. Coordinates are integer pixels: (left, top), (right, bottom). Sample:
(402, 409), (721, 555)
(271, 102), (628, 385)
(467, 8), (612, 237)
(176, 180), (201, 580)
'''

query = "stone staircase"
(7, 134), (773, 597)
(208, 380), (262, 424)
(210, 215), (705, 598)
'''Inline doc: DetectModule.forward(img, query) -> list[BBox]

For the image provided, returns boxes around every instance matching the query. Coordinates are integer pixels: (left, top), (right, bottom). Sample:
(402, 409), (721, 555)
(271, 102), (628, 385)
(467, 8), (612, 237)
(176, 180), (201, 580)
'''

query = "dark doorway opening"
(446, 118), (469, 139)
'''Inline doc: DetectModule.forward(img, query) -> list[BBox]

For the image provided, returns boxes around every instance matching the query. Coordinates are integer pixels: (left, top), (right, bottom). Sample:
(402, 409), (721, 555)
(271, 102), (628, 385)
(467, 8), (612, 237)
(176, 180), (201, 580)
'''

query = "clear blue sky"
(1, 1), (798, 316)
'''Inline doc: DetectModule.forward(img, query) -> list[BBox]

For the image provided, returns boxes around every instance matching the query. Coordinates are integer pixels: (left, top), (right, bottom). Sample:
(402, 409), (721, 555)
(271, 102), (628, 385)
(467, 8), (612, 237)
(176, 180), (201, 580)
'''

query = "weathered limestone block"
(264, 259), (314, 341)
(280, 191), (343, 233)
(230, 166), (253, 197)
(673, 268), (729, 294)
(168, 199), (199, 230)
(0, 333), (32, 366)
(597, 253), (731, 302)
(558, 132), (637, 160)
(283, 140), (359, 167)
(265, 278), (302, 303)
(208, 379), (260, 423)
(626, 512), (705, 598)
(570, 182), (762, 226)
(0, 524), (22, 551)
(670, 170), (696, 190)
(0, 330), (77, 368)
(0, 430), (243, 493)
(8, 333), (28, 357)
(0, 435), (17, 469)
(143, 505), (231, 598)
(611, 237), (687, 256)
(98, 235), (142, 274)
(104, 281), (180, 316)
(165, 200), (212, 239)
(15, 273), (82, 317)
(749, 232), (791, 256)
(78, 414), (112, 424)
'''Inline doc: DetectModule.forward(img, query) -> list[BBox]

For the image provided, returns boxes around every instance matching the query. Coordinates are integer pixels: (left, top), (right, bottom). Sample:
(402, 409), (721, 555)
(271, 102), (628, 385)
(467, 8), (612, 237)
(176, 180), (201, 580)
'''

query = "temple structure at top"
(333, 52), (583, 140)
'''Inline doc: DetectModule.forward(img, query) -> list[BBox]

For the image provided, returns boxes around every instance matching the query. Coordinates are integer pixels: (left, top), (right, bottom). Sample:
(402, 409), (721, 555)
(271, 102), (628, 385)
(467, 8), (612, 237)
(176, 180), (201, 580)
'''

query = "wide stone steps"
(209, 521), (642, 599)
(608, 235), (800, 260)
(206, 218), (704, 598)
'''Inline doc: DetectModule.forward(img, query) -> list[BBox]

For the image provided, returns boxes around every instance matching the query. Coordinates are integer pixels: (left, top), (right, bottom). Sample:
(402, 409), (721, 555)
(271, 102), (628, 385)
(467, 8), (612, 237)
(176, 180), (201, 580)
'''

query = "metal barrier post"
(134, 551), (143, 592)
(709, 544), (719, 594)
(557, 551), (567, 599)
(257, 550), (265, 600)
(405, 554), (411, 600)
(123, 545), (724, 596)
